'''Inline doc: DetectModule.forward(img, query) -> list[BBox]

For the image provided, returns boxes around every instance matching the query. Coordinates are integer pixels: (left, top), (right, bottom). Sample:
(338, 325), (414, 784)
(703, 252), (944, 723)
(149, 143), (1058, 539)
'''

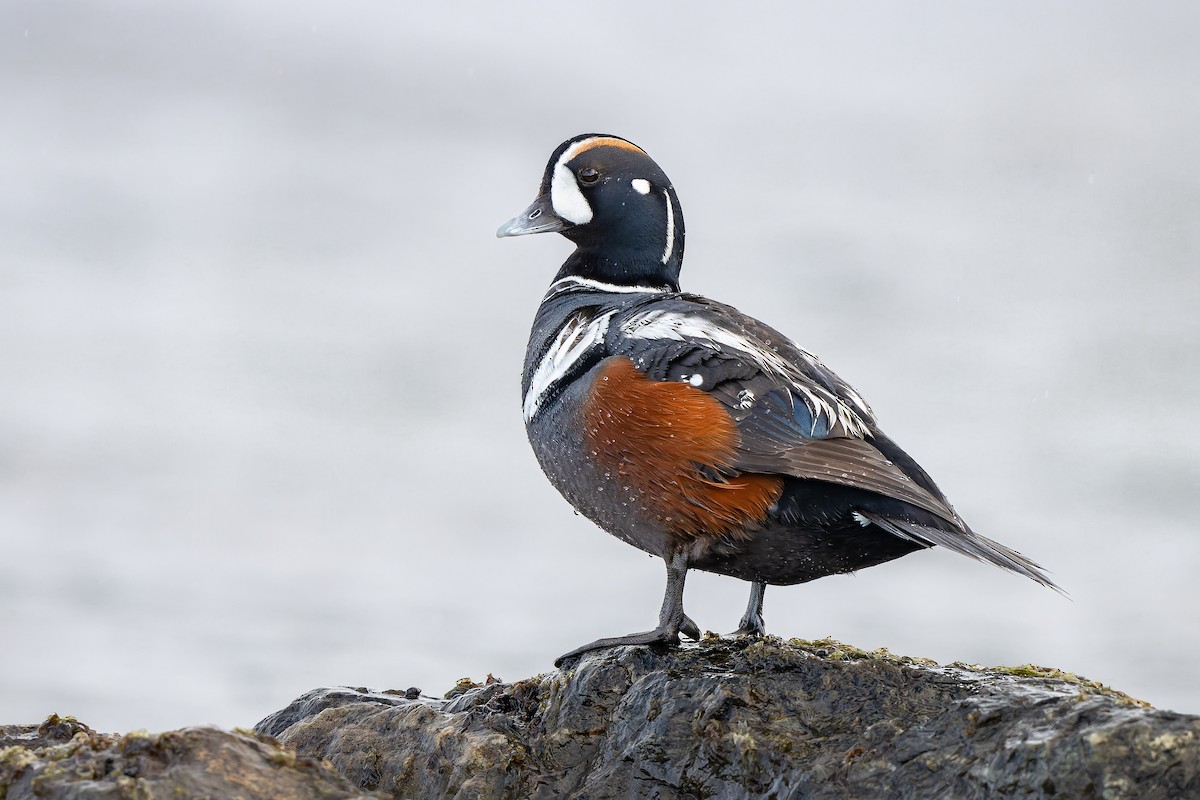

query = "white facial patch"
(631, 179), (651, 195)
(524, 308), (617, 423)
(620, 310), (871, 437)
(550, 160), (593, 225)
(548, 136), (648, 227)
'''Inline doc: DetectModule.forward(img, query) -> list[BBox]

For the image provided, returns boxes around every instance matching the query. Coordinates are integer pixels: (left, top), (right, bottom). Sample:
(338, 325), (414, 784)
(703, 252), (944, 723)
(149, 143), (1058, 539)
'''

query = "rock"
(0, 714), (380, 799)
(5, 638), (1198, 799)
(255, 637), (1200, 800)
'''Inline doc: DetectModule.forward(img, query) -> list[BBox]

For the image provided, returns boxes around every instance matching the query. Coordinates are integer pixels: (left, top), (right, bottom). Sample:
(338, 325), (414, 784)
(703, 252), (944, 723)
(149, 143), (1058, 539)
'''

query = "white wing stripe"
(620, 310), (871, 437)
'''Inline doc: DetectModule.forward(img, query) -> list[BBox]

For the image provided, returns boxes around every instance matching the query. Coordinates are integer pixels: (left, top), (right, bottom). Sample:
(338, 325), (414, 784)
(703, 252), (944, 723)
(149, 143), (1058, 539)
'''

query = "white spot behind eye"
(631, 179), (651, 195)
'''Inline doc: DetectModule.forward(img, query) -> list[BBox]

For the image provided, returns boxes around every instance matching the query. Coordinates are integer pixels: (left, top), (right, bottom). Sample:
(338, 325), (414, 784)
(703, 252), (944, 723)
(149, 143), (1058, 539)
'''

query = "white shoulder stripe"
(524, 309), (616, 423)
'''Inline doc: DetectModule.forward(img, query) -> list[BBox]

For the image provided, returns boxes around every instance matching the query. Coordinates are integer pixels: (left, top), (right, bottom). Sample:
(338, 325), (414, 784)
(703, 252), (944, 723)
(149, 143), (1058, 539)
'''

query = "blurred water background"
(2, 2), (1198, 733)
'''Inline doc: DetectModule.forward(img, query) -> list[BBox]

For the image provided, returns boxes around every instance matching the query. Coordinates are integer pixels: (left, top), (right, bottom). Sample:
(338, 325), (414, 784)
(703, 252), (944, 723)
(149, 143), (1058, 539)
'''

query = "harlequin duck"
(499, 133), (1060, 666)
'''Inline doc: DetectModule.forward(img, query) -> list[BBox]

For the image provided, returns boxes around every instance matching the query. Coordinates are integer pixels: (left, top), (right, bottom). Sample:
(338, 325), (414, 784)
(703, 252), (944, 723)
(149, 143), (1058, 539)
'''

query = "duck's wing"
(609, 296), (960, 525)
(606, 296), (1062, 591)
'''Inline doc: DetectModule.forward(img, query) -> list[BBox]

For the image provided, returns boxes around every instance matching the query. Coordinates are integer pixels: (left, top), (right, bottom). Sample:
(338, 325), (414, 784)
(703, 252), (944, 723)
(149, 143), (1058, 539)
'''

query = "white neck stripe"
(546, 276), (670, 296)
(661, 189), (675, 264)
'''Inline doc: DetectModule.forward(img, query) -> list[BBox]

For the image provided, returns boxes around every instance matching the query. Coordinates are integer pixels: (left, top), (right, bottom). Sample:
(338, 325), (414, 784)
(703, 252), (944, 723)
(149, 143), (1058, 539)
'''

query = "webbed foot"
(555, 626), (682, 667)
(730, 580), (767, 637)
(730, 609), (766, 637)
(555, 552), (698, 668)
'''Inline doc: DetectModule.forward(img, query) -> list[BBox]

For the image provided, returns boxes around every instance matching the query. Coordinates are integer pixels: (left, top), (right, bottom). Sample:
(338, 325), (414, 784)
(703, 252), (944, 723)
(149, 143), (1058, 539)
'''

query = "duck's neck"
(554, 248), (682, 293)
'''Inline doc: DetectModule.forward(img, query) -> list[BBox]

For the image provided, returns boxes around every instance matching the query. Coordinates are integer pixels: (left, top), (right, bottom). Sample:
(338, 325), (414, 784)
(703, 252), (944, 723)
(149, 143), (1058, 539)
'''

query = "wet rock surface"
(5, 638), (1198, 799)
(0, 714), (379, 799)
(258, 638), (1199, 799)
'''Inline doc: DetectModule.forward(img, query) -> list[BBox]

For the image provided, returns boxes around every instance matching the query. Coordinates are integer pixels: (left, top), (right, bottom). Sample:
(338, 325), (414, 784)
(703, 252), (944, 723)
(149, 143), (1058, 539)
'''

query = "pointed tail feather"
(857, 511), (1065, 595)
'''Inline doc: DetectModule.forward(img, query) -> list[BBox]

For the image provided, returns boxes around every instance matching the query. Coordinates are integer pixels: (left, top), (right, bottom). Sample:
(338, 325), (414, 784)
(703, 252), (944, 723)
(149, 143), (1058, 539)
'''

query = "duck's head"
(498, 133), (685, 290)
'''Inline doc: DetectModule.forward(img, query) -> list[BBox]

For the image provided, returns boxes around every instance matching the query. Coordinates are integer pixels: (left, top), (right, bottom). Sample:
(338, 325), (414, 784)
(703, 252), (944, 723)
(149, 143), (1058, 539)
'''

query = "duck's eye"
(577, 167), (600, 185)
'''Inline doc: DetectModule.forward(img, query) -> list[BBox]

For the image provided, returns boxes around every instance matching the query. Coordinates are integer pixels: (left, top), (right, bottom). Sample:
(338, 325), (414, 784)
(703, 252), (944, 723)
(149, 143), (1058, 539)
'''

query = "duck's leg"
(731, 580), (767, 636)
(556, 552), (690, 667)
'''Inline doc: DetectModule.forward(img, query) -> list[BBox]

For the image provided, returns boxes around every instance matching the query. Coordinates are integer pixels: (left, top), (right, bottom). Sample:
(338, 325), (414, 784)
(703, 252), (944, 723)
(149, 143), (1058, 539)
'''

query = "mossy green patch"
(984, 663), (1151, 707)
(1, 743), (39, 795)
(787, 636), (938, 667)
(444, 677), (483, 700)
